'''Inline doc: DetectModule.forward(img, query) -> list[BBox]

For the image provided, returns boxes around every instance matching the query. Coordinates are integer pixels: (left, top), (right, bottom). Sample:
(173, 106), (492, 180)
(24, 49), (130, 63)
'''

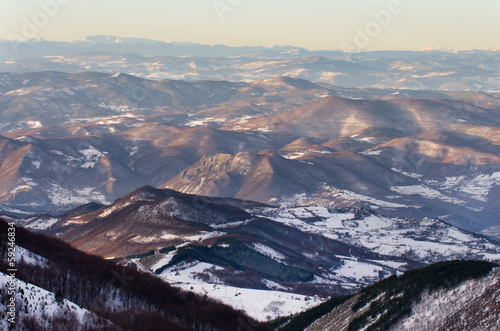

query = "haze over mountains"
(1, 36), (500, 91)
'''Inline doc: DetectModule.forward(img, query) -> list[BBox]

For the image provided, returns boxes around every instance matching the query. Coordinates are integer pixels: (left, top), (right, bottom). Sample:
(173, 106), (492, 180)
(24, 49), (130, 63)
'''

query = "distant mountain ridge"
(0, 35), (312, 59)
(1, 36), (500, 91)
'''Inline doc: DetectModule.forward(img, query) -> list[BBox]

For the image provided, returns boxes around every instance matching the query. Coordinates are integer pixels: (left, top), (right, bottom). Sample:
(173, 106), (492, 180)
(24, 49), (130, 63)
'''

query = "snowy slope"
(0, 272), (108, 330)
(291, 261), (499, 331)
(391, 267), (500, 330)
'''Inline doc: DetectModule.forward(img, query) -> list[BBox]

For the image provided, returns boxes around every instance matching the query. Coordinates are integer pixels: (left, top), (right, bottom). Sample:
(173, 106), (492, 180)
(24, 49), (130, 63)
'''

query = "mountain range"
(3, 195), (500, 326)
(1, 38), (500, 328)
(0, 72), (499, 240)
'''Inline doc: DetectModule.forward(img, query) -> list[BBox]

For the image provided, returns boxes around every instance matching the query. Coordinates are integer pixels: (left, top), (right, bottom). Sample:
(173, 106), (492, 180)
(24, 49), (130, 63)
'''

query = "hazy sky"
(0, 0), (499, 51)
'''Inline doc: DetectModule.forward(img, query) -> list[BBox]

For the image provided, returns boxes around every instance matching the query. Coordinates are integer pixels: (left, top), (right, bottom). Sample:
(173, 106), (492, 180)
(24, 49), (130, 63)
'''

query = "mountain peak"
(125, 185), (176, 201)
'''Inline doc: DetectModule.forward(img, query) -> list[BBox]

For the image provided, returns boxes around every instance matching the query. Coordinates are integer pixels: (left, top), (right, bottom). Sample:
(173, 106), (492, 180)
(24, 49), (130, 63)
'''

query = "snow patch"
(390, 185), (466, 205)
(79, 146), (104, 168)
(48, 183), (110, 206)
(24, 217), (60, 230)
(251, 243), (286, 262)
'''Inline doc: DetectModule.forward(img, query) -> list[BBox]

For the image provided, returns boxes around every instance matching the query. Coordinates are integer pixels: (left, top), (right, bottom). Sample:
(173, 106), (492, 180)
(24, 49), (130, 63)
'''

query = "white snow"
(150, 251), (177, 272)
(161, 232), (179, 240)
(98, 201), (131, 218)
(281, 149), (332, 160)
(390, 185), (466, 205)
(26, 120), (42, 128)
(184, 117), (227, 127)
(350, 135), (377, 143)
(334, 189), (410, 209)
(255, 207), (500, 264)
(436, 172), (500, 202)
(15, 245), (49, 267)
(279, 193), (308, 207)
(367, 259), (407, 269)
(32, 160), (41, 169)
(251, 243), (286, 262)
(24, 217), (60, 231)
(96, 102), (130, 112)
(79, 146), (104, 168)
(183, 283), (323, 322)
(333, 259), (384, 282)
(391, 168), (424, 179)
(47, 183), (110, 206)
(447, 227), (474, 242)
(10, 185), (31, 194)
(360, 149), (383, 156)
(210, 220), (253, 229)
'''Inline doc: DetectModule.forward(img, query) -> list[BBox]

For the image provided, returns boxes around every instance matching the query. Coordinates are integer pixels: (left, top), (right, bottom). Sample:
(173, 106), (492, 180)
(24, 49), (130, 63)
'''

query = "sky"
(0, 0), (499, 51)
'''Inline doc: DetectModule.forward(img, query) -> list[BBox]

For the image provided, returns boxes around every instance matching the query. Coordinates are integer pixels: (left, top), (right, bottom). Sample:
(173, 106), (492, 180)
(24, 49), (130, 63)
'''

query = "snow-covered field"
(158, 261), (325, 321)
(316, 184), (411, 209)
(23, 217), (60, 231)
(133, 203), (500, 321)
(390, 185), (466, 205)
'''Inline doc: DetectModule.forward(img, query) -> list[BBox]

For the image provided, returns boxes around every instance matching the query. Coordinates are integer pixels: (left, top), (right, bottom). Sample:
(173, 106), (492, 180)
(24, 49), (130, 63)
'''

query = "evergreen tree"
(55, 290), (64, 305)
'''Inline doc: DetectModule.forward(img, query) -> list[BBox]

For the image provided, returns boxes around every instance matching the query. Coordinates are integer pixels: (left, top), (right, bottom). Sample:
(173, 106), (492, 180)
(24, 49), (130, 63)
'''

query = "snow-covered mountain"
(4, 200), (500, 330)
(390, 267), (500, 330)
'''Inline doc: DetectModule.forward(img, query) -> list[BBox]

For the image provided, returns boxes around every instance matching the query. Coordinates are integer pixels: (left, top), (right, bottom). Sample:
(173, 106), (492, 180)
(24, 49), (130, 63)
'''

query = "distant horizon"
(1, 1), (499, 52)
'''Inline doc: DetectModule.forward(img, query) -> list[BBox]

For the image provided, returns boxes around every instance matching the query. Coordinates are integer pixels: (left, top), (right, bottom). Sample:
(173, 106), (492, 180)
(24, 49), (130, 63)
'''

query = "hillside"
(276, 260), (500, 331)
(0, 218), (268, 330)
